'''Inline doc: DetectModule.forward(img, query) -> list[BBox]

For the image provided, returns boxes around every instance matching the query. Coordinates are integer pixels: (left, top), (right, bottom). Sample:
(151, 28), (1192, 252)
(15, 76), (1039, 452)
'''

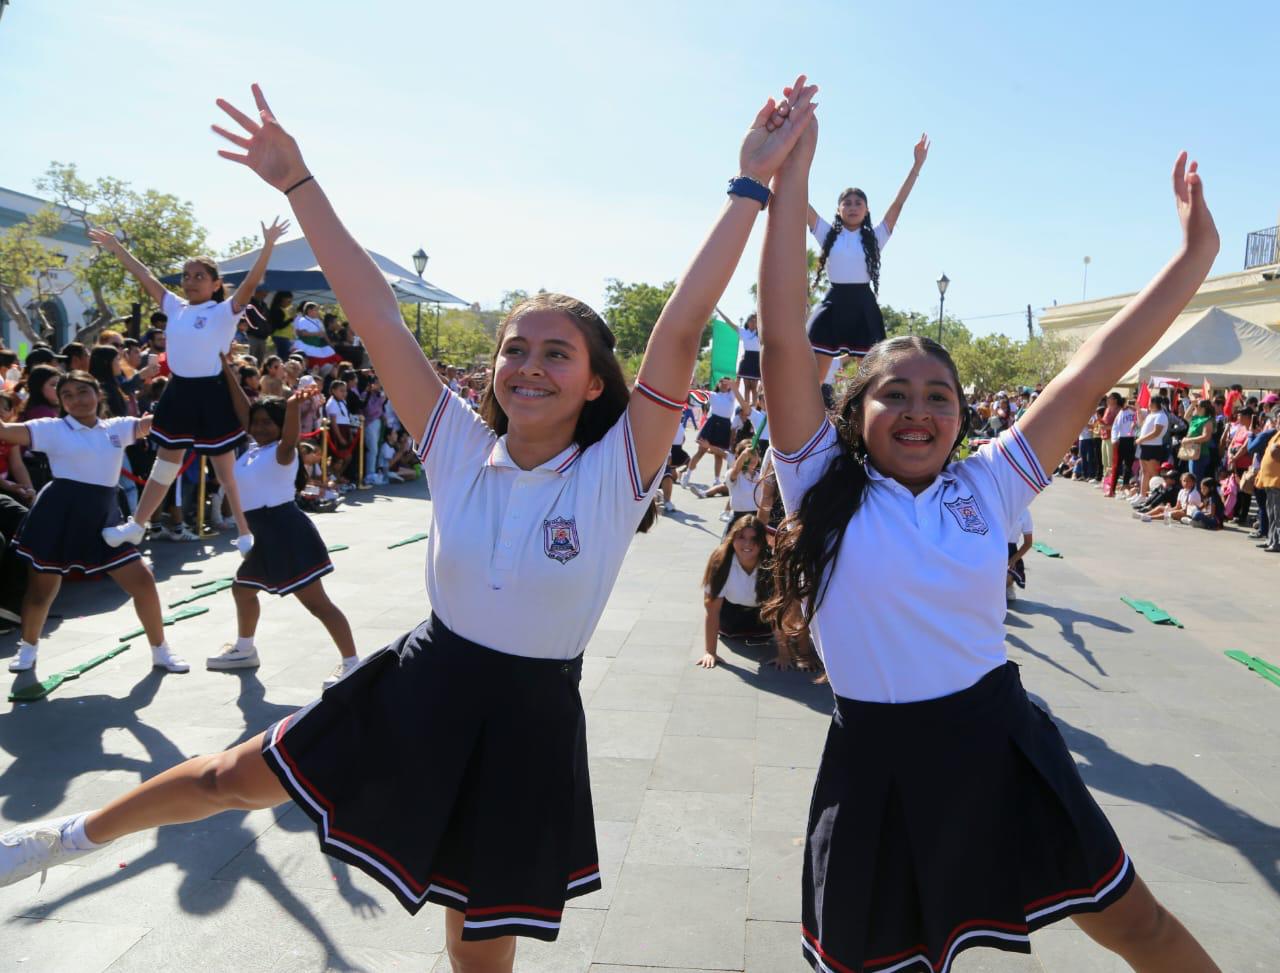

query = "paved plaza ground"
(1, 468), (1278, 971)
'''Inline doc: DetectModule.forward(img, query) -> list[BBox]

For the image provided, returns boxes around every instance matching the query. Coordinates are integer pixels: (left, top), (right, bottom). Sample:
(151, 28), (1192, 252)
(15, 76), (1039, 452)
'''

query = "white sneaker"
(160, 524), (200, 542)
(719, 511), (734, 522)
(680, 471), (691, 487)
(7, 643), (38, 673)
(1006, 585), (1017, 603)
(386, 472), (404, 483)
(0, 815), (92, 889)
(663, 501), (675, 512)
(102, 518), (145, 548)
(206, 643), (261, 671)
(235, 534), (254, 557)
(713, 476), (723, 486)
(322, 656), (360, 690)
(152, 645), (191, 673)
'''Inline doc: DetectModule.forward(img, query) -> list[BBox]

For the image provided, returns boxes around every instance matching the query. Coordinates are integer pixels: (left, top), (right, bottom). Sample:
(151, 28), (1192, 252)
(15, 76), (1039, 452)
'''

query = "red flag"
(1202, 377), (1213, 402)
(1136, 383), (1151, 409)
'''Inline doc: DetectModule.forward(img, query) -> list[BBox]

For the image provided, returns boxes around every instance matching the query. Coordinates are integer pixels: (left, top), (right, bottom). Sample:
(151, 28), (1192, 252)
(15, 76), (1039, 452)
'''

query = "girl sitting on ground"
(697, 515), (773, 669)
(1141, 472), (1200, 522)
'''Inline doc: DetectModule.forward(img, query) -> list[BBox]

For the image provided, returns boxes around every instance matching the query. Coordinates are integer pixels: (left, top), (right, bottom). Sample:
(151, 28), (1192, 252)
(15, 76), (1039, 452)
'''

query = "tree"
(34, 162), (209, 336)
(602, 278), (676, 357)
(749, 247), (823, 308)
(0, 208), (72, 344)
(220, 234), (259, 260)
(499, 289), (530, 313)
(398, 303), (495, 365)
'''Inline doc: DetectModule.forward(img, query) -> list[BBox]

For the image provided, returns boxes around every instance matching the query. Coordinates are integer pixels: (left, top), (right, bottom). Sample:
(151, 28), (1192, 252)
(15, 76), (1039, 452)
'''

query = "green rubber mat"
(118, 605), (209, 643)
(1225, 651), (1280, 689)
(168, 579), (235, 607)
(10, 644), (132, 702)
(1032, 542), (1063, 558)
(1120, 597), (1183, 628)
(387, 532), (429, 549)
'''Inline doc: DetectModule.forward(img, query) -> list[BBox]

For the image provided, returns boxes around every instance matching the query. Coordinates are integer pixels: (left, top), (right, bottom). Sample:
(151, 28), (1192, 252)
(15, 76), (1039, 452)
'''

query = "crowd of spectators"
(0, 293), (493, 628)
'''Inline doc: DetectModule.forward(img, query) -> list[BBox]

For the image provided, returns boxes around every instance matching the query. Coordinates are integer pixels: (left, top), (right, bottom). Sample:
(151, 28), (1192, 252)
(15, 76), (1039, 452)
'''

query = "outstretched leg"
(292, 579), (356, 660)
(208, 451), (252, 544)
(131, 446), (187, 528)
(85, 732), (287, 844)
(1071, 875), (1218, 971)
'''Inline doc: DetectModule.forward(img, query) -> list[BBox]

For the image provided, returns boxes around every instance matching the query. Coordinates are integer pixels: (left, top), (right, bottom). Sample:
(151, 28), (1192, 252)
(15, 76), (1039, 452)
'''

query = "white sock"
(60, 812), (106, 851)
(151, 642), (169, 654)
(18, 639), (37, 652)
(234, 637), (255, 652)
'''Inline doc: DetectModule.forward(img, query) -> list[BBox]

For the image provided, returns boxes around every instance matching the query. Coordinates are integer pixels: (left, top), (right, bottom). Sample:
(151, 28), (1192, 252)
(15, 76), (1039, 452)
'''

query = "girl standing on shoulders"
(759, 75), (1219, 972)
(805, 132), (929, 375)
(735, 312), (762, 411)
(92, 220), (289, 556)
(205, 354), (359, 690)
(0, 78), (818, 973)
(0, 370), (188, 674)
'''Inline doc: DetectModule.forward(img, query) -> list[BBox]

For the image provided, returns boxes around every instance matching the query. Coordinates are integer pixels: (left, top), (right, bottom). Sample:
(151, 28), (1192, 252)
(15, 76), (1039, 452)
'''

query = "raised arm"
(758, 91), (827, 453)
(628, 76), (818, 483)
(278, 385), (315, 463)
(805, 203), (819, 233)
(1017, 154), (1219, 474)
(231, 217), (290, 310)
(220, 352), (252, 433)
(213, 85), (443, 440)
(86, 229), (169, 306)
(882, 134), (929, 233)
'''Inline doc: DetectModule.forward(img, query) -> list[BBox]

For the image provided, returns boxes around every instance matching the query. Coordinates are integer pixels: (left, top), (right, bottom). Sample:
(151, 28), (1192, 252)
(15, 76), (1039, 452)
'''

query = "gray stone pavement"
(1, 472), (1278, 972)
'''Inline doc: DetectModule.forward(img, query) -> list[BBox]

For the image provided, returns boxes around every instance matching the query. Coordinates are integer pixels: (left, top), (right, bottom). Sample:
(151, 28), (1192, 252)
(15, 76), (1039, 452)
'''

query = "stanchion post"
(320, 418), (330, 489)
(357, 416), (368, 489)
(195, 454), (208, 536)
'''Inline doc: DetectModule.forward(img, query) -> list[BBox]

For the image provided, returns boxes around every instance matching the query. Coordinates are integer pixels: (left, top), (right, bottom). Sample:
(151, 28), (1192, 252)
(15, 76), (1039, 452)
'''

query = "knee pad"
(149, 457), (183, 487)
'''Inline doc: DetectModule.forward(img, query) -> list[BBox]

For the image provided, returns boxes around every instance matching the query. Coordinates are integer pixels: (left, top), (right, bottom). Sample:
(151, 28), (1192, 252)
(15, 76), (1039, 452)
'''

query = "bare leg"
(444, 908), (516, 973)
(84, 732), (288, 844)
(109, 560), (166, 647)
(132, 446), (186, 526)
(20, 569), (61, 644)
(686, 445), (708, 474)
(292, 579), (357, 659)
(712, 450), (725, 479)
(1072, 875), (1218, 971)
(232, 582), (261, 640)
(208, 451), (251, 538)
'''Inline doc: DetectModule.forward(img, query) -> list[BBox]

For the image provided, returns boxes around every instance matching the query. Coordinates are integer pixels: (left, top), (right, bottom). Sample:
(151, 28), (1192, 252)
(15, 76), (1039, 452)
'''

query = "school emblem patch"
(944, 495), (989, 535)
(543, 516), (580, 564)
(193, 316), (207, 330)
(108, 434), (122, 448)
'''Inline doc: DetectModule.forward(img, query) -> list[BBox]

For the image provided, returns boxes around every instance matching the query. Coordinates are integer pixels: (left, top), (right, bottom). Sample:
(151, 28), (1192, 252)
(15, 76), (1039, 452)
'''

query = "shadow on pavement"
(703, 636), (834, 715)
(1, 671), (380, 971)
(1008, 598), (1128, 677)
(1043, 704), (1280, 900)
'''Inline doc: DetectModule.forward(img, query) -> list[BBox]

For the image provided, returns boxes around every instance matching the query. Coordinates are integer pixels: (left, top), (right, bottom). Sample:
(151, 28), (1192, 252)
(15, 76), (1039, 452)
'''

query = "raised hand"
(739, 74), (819, 185)
(288, 383), (321, 405)
(1172, 152), (1218, 257)
(213, 84), (310, 193)
(86, 227), (126, 255)
(913, 133), (930, 170)
(261, 216), (291, 246)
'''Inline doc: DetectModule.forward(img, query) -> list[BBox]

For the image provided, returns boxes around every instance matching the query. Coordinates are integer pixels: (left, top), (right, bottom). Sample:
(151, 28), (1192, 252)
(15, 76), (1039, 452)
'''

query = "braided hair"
(815, 188), (881, 296)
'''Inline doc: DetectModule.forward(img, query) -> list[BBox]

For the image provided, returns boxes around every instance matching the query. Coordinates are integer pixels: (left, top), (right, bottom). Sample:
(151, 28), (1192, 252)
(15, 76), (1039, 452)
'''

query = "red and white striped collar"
(486, 436), (581, 476)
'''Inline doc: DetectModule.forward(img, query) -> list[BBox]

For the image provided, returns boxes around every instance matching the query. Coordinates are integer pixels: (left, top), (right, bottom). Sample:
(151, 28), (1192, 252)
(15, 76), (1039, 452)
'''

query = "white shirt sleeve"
(963, 424), (1052, 539)
(208, 298), (240, 347)
(160, 291), (185, 321)
(874, 220), (892, 250)
(576, 408), (662, 524)
(105, 415), (141, 446)
(24, 417), (66, 455)
(412, 390), (497, 488)
(810, 214), (832, 243)
(772, 421), (841, 514)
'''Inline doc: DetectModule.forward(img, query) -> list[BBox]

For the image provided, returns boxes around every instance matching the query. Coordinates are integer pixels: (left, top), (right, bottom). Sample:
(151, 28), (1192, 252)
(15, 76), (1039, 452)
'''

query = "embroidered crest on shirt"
(194, 316), (207, 330)
(543, 516), (580, 564)
(944, 495), (989, 535)
(108, 434), (122, 448)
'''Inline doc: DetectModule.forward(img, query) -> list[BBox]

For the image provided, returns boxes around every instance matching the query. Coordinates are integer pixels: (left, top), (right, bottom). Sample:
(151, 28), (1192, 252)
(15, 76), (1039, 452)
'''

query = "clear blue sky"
(2, 0), (1275, 336)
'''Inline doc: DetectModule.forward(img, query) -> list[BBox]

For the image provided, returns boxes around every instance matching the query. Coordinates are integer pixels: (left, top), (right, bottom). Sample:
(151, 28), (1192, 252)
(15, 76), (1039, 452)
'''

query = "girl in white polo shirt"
(759, 90), (1219, 972)
(805, 130), (929, 380)
(204, 356), (358, 690)
(682, 376), (741, 485)
(0, 370), (188, 674)
(90, 219), (288, 557)
(736, 312), (761, 410)
(0, 77), (820, 973)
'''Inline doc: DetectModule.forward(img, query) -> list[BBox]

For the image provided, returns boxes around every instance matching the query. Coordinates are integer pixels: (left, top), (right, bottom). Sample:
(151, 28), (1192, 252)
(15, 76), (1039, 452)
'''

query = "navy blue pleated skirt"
(235, 502), (332, 595)
(150, 374), (245, 454)
(807, 282), (885, 357)
(262, 614), (600, 941)
(13, 479), (141, 576)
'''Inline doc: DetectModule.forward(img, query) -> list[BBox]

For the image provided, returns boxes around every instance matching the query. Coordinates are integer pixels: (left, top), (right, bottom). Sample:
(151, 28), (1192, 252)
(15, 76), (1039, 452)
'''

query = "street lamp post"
(433, 303), (441, 361)
(935, 273), (950, 344)
(1082, 256), (1091, 301)
(412, 248), (428, 347)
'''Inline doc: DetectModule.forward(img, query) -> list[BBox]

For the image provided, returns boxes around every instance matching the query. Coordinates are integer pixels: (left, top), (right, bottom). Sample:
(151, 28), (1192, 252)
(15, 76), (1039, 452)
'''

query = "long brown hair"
(761, 336), (970, 633)
(478, 292), (654, 532)
(703, 515), (769, 601)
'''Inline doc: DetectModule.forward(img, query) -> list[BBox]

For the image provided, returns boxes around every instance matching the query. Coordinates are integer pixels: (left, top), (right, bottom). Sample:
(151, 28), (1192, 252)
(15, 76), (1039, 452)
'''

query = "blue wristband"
(727, 176), (770, 210)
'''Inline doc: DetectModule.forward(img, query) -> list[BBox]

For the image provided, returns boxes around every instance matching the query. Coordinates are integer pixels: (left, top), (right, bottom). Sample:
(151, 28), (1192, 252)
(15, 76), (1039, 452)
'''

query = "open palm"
(1171, 152), (1218, 255)
(213, 85), (310, 193)
(739, 75), (818, 184)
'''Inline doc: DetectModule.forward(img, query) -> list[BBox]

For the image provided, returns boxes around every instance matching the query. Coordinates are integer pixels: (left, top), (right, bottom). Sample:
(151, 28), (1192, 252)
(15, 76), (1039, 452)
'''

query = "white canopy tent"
(161, 238), (468, 308)
(1118, 306), (1280, 389)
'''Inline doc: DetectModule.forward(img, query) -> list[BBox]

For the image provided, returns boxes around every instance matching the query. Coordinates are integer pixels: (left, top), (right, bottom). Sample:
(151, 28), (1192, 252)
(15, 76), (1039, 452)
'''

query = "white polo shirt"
(708, 390), (736, 419)
(810, 216), (892, 285)
(1112, 408), (1137, 440)
(325, 397), (352, 427)
(414, 391), (660, 660)
(26, 415), (140, 487)
(235, 441), (297, 511)
(737, 327), (760, 353)
(708, 557), (760, 607)
(729, 466), (760, 512)
(774, 422), (1051, 702)
(161, 291), (239, 377)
